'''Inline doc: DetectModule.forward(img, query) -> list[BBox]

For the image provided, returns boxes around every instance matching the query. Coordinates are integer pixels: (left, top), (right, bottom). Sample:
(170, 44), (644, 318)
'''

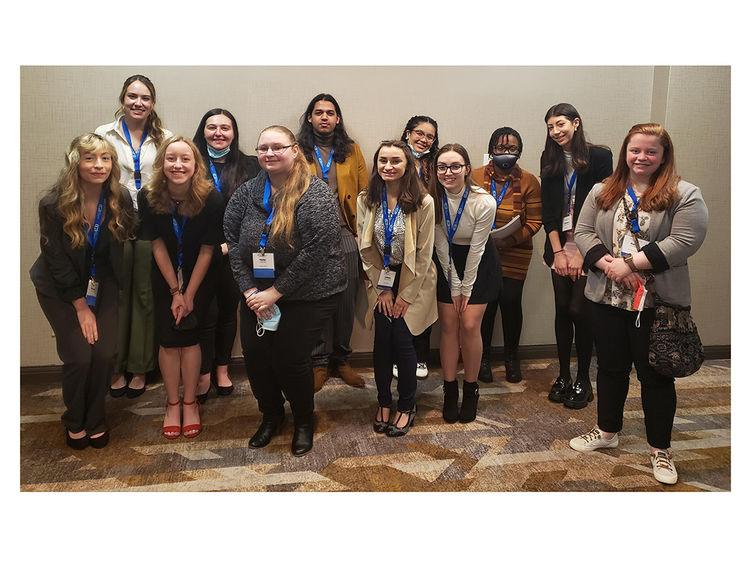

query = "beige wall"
(19, 66), (730, 367)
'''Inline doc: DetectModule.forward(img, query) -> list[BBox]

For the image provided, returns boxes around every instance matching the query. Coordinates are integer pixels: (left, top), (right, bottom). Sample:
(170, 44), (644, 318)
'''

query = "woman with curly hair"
(96, 74), (172, 399)
(138, 137), (224, 439)
(30, 133), (136, 449)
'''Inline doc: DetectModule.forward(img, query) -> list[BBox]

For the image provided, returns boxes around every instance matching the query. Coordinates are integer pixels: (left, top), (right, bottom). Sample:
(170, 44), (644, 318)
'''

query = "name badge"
(177, 267), (184, 291)
(85, 278), (99, 307)
(562, 214), (573, 232)
(253, 252), (275, 278)
(377, 268), (396, 290)
(621, 235), (640, 257)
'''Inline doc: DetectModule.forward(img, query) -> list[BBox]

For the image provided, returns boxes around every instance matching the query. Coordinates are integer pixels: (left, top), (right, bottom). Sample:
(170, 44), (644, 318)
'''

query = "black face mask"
(492, 153), (519, 170)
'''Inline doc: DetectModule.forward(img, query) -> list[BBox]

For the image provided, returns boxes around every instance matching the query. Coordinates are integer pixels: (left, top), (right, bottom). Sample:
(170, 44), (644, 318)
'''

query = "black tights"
(550, 270), (593, 380)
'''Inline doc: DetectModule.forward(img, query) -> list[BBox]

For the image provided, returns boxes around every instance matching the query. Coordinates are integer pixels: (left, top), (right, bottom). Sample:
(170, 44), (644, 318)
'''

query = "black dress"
(138, 189), (225, 347)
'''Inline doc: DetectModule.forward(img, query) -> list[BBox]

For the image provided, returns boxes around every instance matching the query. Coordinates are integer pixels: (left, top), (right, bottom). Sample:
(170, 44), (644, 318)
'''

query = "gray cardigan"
(223, 171), (345, 301)
(575, 180), (708, 307)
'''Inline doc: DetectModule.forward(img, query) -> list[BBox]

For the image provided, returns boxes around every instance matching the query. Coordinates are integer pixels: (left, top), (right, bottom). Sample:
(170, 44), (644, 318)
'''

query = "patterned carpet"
(19, 359), (730, 492)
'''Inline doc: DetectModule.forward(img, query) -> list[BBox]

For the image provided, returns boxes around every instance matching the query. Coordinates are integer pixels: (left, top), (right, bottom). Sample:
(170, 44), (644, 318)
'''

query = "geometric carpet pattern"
(20, 359), (730, 492)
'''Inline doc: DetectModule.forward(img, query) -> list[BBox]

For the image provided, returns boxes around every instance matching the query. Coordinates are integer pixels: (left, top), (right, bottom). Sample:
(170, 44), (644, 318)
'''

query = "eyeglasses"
(255, 144), (294, 156)
(411, 129), (435, 142)
(492, 145), (521, 155)
(436, 163), (466, 174)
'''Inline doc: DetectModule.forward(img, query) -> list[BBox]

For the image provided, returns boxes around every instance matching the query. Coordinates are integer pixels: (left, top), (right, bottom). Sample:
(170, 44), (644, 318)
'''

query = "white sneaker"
(416, 362), (428, 380)
(392, 364), (398, 379)
(569, 428), (619, 452)
(650, 451), (678, 485)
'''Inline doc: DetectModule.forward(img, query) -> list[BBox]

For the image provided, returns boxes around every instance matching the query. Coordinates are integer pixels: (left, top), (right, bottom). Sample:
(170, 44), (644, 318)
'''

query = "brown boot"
(313, 366), (329, 393)
(334, 363), (365, 387)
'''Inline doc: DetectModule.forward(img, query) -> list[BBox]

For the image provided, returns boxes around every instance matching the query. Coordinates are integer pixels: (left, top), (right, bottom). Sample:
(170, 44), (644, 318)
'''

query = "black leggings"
(550, 270), (593, 380)
(481, 277), (525, 360)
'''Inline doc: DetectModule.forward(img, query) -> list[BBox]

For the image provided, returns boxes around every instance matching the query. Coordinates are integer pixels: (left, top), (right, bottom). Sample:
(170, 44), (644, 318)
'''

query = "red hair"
(596, 123), (680, 212)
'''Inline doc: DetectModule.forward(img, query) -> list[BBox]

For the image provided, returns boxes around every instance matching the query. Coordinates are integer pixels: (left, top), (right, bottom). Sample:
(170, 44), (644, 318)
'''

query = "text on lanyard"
(209, 159), (222, 192)
(313, 145), (334, 181)
(121, 121), (149, 190)
(626, 185), (641, 233)
(381, 188), (401, 269)
(491, 178), (510, 229)
(259, 178), (275, 253)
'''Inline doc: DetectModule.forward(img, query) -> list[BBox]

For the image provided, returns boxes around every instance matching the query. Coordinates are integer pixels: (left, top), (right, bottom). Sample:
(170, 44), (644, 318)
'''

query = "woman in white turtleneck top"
(430, 144), (501, 424)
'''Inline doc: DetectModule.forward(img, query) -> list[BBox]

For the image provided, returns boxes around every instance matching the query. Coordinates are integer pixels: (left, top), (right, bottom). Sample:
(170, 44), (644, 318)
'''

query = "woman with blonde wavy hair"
(30, 133), (136, 449)
(224, 125), (345, 456)
(138, 136), (224, 439)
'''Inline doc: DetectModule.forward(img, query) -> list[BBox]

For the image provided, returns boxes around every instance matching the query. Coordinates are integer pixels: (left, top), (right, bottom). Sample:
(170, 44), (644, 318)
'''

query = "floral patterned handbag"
(648, 298), (705, 378)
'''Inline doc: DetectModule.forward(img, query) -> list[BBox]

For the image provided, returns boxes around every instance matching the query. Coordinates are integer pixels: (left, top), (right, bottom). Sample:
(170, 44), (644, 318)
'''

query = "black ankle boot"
(291, 415), (315, 456)
(478, 358), (493, 383)
(459, 381), (480, 423)
(504, 350), (523, 383)
(548, 374), (571, 403)
(443, 380), (459, 423)
(564, 375), (594, 409)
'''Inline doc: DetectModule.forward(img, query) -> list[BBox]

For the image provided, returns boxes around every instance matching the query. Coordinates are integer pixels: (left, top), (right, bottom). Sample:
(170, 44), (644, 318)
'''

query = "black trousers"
(200, 256), (239, 372)
(372, 265), (417, 411)
(481, 276), (525, 360)
(36, 276), (118, 435)
(240, 294), (339, 422)
(590, 302), (676, 449)
(550, 270), (594, 379)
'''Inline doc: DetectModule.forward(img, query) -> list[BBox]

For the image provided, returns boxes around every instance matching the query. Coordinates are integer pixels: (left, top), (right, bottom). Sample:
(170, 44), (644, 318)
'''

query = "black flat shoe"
(564, 378), (594, 409)
(478, 359), (493, 383)
(373, 405), (392, 433)
(248, 415), (285, 449)
(291, 417), (315, 456)
(196, 387), (210, 404)
(109, 385), (127, 398)
(66, 430), (89, 450)
(89, 430), (110, 449)
(548, 375), (571, 403)
(386, 406), (416, 437)
(126, 383), (146, 399)
(216, 383), (234, 396)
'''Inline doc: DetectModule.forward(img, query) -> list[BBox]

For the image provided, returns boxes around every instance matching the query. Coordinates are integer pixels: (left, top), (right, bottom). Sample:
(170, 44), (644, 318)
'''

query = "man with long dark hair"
(297, 93), (368, 391)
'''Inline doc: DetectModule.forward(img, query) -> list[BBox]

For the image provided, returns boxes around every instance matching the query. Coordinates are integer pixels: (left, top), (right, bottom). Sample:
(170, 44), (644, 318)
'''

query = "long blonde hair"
(145, 136), (213, 217)
(114, 74), (166, 148)
(260, 126), (312, 247)
(44, 133), (133, 248)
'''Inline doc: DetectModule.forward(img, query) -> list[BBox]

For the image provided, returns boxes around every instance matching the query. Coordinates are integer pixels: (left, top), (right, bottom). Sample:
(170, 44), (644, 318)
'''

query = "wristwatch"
(623, 254), (639, 272)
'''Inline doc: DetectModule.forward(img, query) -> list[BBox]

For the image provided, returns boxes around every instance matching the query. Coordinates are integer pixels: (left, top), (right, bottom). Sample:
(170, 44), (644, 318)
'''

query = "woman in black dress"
(138, 136), (224, 439)
(30, 133), (136, 449)
(192, 108), (260, 401)
(540, 103), (613, 409)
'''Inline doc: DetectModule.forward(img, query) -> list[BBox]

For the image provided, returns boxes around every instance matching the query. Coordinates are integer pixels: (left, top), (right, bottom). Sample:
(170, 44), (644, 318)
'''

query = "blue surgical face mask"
(407, 141), (430, 159)
(492, 153), (519, 170)
(207, 144), (231, 159)
(256, 304), (281, 336)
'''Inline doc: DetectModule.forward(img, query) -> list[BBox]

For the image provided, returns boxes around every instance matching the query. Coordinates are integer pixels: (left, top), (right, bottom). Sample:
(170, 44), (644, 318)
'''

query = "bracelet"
(624, 254), (639, 273)
(553, 249), (564, 254)
(170, 286), (182, 296)
(245, 289), (259, 303)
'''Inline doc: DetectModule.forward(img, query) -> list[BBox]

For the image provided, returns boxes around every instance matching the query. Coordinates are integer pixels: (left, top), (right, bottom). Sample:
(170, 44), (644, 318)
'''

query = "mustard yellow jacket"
(356, 192), (437, 335)
(307, 142), (368, 236)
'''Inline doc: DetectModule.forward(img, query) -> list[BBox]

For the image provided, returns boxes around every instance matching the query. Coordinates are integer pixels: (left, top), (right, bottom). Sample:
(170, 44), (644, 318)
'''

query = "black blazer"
(29, 190), (135, 302)
(540, 145), (613, 266)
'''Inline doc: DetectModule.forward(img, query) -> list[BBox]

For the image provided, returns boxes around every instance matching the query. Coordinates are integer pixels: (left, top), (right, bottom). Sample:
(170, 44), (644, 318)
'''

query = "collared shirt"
(94, 119), (173, 210)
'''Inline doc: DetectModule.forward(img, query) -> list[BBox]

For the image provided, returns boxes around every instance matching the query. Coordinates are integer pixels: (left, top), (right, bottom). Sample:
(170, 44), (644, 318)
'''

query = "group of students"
(30, 74), (708, 485)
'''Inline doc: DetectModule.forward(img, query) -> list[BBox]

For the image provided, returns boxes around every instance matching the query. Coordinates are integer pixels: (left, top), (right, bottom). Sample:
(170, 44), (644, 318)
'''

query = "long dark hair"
(429, 143), (473, 223)
(115, 74), (166, 148)
(539, 102), (590, 179)
(192, 108), (254, 199)
(297, 93), (354, 164)
(364, 140), (426, 214)
(401, 115), (439, 183)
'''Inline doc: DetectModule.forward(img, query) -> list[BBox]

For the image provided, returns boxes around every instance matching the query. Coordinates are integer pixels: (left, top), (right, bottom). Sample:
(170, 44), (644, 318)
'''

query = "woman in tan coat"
(357, 140), (437, 437)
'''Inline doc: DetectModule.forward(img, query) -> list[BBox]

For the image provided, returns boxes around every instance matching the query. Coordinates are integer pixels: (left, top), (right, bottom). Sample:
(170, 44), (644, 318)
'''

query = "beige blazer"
(356, 192), (437, 335)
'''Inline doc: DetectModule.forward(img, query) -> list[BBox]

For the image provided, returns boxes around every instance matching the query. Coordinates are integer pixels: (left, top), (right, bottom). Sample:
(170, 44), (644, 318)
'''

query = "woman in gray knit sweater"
(224, 125), (345, 456)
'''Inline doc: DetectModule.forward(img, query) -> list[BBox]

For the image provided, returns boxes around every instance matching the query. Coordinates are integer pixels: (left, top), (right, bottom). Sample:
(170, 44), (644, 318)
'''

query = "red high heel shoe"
(162, 400), (181, 440)
(182, 399), (202, 439)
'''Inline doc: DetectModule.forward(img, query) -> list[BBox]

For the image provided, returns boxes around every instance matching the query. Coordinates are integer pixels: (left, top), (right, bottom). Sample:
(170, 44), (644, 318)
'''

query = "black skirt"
(434, 238), (502, 304)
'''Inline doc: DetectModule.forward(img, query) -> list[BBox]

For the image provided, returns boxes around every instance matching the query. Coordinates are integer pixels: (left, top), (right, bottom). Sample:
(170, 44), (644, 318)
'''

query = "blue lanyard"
(170, 206), (188, 270)
(381, 188), (401, 269)
(259, 178), (275, 251)
(491, 178), (510, 229)
(627, 184), (641, 233)
(313, 145), (334, 180)
(442, 188), (470, 249)
(86, 191), (106, 279)
(419, 163), (423, 180)
(566, 170), (577, 214)
(209, 159), (222, 192)
(121, 120), (149, 190)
